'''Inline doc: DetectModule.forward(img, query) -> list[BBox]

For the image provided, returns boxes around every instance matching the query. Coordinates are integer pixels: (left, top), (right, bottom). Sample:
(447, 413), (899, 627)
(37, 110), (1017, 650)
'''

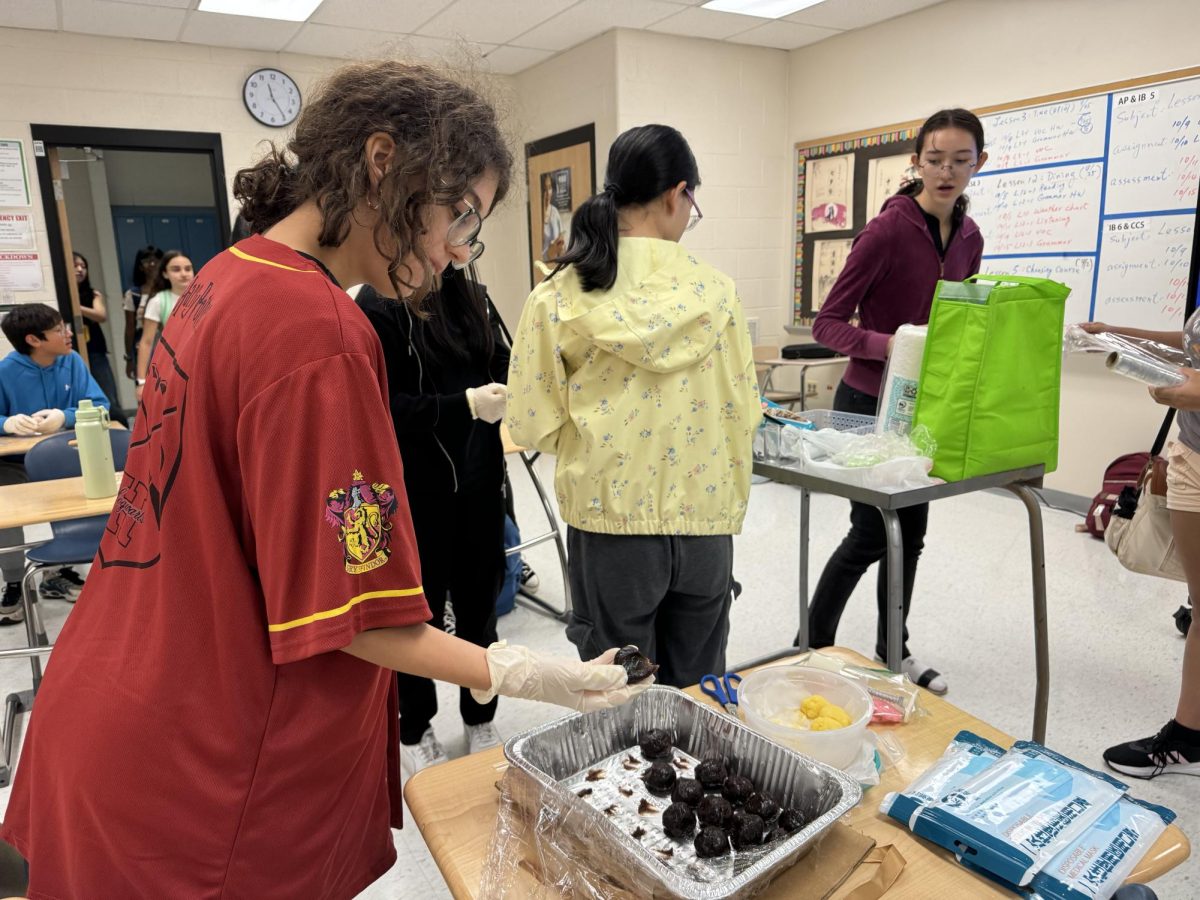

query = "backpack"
(1084, 452), (1150, 538)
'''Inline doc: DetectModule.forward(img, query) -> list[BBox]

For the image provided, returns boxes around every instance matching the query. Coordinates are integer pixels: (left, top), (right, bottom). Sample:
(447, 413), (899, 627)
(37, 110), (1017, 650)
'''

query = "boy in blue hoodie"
(0, 304), (110, 620)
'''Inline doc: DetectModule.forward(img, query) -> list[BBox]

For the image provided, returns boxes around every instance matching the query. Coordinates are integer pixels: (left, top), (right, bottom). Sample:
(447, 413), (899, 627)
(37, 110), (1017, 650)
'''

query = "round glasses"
(918, 159), (978, 176)
(683, 187), (702, 232)
(447, 202), (485, 270)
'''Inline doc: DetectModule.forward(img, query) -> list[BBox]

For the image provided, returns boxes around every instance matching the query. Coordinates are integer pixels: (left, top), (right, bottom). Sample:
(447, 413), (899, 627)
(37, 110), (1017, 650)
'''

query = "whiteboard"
(965, 74), (1200, 330)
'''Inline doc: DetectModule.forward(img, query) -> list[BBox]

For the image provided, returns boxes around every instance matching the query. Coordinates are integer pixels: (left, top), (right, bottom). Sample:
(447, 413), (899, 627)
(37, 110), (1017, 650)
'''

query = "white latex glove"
(3, 414), (39, 436)
(32, 409), (66, 433)
(471, 642), (654, 712)
(466, 383), (507, 424)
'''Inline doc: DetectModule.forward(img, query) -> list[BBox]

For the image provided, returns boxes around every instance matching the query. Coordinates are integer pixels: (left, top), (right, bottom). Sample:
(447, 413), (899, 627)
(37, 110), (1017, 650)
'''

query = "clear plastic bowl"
(737, 666), (872, 770)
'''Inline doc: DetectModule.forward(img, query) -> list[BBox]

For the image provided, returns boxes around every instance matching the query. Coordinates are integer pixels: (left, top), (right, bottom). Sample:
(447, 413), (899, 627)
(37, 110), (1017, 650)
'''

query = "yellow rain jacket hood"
(506, 238), (761, 535)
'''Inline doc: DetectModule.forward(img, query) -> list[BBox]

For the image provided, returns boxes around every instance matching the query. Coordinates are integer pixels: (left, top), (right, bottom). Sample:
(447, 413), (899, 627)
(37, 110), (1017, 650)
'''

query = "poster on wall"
(526, 124), (596, 288)
(866, 154), (913, 222)
(812, 239), (852, 310)
(0, 252), (44, 291)
(805, 154), (854, 233)
(0, 212), (35, 250)
(0, 141), (31, 207)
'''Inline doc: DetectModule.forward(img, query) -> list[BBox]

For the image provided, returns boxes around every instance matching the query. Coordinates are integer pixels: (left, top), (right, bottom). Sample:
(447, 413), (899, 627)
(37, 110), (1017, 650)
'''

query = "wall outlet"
(746, 316), (759, 345)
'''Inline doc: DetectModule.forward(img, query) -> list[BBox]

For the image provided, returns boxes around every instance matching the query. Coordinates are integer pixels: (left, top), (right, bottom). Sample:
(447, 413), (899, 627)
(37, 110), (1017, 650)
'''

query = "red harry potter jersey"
(1, 236), (432, 898)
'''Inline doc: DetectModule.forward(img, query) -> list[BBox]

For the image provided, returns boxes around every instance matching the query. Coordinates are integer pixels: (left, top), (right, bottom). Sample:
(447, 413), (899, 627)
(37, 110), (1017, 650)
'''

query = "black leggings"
(807, 381), (928, 661)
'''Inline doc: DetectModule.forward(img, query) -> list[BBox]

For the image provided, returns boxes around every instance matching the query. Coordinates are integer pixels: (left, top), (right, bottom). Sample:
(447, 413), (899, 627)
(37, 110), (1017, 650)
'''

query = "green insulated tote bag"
(912, 274), (1070, 481)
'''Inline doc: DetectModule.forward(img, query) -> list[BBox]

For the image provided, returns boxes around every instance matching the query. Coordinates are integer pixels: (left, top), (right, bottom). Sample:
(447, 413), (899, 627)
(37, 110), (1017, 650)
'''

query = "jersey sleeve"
(237, 351), (431, 665)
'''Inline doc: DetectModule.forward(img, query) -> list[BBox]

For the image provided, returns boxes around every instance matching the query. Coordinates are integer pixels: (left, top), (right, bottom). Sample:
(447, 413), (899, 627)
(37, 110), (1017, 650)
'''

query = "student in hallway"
(73, 251), (126, 426)
(808, 109), (988, 694)
(134, 249), (193, 401)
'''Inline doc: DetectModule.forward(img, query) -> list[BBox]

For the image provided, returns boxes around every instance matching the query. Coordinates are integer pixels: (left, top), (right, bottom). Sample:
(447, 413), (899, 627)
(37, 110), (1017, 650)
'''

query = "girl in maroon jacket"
(808, 109), (988, 694)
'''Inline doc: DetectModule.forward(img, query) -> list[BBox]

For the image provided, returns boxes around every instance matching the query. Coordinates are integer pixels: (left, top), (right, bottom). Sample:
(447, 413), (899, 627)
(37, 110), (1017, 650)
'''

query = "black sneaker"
(519, 562), (540, 592)
(0, 582), (25, 627)
(1104, 720), (1200, 779)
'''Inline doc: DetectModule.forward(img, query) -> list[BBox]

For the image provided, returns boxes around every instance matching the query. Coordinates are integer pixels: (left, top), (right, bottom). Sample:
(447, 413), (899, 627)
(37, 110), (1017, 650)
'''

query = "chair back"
(24, 429), (131, 482)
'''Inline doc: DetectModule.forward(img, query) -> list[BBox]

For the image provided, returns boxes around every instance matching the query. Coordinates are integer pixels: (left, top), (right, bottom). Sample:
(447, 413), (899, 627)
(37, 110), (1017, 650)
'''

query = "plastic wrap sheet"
(1064, 324), (1187, 365)
(481, 686), (861, 899)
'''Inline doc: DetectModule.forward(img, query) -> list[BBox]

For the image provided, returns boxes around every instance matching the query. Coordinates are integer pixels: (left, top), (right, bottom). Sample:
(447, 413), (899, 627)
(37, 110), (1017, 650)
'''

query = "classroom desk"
(403, 647), (1189, 899)
(757, 355), (847, 411)
(753, 459), (1050, 742)
(0, 423), (127, 458)
(0, 472), (123, 531)
(499, 423), (571, 622)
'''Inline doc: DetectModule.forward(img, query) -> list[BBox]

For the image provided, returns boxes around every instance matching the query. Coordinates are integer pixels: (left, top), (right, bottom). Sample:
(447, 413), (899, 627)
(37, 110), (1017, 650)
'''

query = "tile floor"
(1, 454), (1196, 898)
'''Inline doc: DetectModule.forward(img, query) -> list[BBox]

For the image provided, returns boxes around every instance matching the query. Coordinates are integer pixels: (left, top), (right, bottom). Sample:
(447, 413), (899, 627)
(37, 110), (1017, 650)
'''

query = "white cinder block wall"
(787, 0), (1200, 496)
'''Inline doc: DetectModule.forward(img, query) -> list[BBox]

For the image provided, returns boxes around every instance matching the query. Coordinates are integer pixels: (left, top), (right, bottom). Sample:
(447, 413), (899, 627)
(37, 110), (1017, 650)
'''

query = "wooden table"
(0, 423), (127, 458)
(404, 647), (1189, 898)
(0, 472), (123, 530)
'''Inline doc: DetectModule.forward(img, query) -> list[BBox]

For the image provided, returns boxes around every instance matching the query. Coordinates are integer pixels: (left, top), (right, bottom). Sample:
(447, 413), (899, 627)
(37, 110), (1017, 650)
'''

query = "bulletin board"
(793, 66), (1200, 330)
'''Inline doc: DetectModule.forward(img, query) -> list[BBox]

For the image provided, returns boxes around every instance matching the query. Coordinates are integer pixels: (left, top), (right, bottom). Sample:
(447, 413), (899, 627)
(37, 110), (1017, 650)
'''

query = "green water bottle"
(75, 399), (116, 499)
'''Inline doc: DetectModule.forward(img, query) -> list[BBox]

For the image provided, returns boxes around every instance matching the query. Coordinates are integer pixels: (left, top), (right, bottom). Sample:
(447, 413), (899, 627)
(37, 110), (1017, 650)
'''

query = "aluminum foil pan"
(504, 685), (862, 899)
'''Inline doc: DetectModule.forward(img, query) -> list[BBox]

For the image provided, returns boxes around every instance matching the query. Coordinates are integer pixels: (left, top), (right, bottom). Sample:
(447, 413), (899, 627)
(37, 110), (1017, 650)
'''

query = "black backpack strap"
(1151, 408), (1177, 458)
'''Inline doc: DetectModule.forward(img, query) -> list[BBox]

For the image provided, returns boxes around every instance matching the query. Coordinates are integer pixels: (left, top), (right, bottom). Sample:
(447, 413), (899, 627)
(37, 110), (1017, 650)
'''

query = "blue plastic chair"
(19, 429), (130, 689)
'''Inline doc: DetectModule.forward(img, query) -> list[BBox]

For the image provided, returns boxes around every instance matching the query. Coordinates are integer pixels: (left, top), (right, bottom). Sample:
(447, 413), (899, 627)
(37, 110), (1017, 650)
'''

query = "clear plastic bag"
(800, 426), (938, 491)
(787, 650), (925, 724)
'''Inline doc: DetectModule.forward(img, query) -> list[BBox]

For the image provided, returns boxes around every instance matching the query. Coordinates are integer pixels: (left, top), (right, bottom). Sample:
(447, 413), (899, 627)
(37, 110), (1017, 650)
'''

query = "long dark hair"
(129, 245), (162, 292)
(73, 252), (97, 305)
(553, 124), (699, 293)
(149, 250), (189, 295)
(233, 60), (512, 303)
(896, 108), (985, 217)
(419, 264), (494, 364)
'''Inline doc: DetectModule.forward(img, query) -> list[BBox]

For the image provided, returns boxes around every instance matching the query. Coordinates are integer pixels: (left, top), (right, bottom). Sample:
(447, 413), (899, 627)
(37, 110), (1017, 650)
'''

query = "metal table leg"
(510, 450), (571, 623)
(1007, 483), (1049, 743)
(795, 487), (811, 650)
(879, 508), (905, 674)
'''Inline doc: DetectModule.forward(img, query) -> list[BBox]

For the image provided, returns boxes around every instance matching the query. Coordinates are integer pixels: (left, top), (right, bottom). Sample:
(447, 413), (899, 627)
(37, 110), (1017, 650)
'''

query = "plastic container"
(754, 408), (875, 464)
(737, 666), (872, 770)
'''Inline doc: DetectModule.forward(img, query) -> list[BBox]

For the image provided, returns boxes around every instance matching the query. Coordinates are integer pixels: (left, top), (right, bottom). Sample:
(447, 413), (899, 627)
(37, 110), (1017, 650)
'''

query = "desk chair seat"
(17, 430), (130, 688)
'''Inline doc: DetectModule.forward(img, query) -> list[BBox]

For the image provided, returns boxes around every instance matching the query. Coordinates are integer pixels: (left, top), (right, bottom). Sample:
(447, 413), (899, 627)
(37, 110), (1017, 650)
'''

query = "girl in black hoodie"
(357, 266), (509, 775)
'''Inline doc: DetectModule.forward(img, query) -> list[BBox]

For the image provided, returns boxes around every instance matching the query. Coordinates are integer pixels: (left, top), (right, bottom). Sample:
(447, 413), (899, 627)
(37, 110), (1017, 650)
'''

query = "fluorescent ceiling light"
(701, 0), (828, 19)
(197, 0), (324, 22)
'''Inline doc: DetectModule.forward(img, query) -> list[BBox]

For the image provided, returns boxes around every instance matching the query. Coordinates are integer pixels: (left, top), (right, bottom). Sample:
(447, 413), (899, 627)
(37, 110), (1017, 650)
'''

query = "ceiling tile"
(417, 0), (576, 45)
(647, 5), (763, 40)
(284, 22), (400, 58)
(514, 0), (681, 52)
(60, 0), (187, 41)
(483, 44), (556, 75)
(310, 0), (453, 29)
(728, 18), (839, 50)
(180, 10), (304, 52)
(107, 0), (193, 9)
(0, 0), (58, 31)
(785, 0), (946, 31)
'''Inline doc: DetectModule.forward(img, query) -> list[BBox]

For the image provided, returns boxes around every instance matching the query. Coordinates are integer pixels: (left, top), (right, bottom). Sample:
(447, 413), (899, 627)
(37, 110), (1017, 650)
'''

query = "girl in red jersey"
(1, 61), (649, 899)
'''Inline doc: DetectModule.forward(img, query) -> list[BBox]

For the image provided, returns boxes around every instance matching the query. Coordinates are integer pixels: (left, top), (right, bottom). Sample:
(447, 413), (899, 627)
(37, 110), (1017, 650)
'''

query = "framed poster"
(526, 124), (596, 288)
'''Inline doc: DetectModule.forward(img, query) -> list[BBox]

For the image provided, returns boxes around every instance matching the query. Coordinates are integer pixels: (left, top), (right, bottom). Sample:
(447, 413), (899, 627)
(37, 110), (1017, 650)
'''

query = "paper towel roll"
(875, 324), (928, 435)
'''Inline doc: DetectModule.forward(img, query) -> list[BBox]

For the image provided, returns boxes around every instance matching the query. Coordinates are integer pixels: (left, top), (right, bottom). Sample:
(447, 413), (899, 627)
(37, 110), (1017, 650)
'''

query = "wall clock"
(243, 68), (301, 128)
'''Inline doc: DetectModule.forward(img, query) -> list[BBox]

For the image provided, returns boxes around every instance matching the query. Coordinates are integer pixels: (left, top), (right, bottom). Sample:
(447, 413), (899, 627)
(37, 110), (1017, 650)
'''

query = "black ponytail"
(896, 107), (985, 218)
(553, 124), (699, 293)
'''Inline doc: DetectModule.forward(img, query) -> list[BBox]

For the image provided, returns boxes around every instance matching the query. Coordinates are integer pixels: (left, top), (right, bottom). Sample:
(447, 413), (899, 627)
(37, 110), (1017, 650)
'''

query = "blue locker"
(113, 215), (149, 292)
(183, 214), (221, 271)
(150, 215), (184, 254)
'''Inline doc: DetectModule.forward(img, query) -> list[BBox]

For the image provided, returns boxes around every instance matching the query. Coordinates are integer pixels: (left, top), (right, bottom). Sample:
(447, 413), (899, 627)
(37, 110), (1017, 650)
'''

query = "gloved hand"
(32, 409), (67, 433)
(3, 414), (39, 436)
(471, 642), (653, 712)
(466, 383), (507, 424)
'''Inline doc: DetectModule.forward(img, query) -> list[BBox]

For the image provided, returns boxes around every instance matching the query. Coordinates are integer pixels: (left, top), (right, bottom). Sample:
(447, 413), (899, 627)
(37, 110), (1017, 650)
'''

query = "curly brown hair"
(233, 60), (512, 299)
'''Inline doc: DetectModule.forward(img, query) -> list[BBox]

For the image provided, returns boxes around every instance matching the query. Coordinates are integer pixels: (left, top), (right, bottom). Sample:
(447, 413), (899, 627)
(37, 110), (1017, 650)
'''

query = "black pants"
(398, 486), (504, 744)
(566, 528), (734, 688)
(807, 381), (928, 661)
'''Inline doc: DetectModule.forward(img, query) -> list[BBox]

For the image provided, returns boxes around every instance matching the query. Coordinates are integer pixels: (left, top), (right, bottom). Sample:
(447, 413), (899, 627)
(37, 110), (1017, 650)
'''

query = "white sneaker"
(465, 721), (502, 754)
(899, 655), (947, 695)
(519, 562), (540, 592)
(401, 727), (449, 778)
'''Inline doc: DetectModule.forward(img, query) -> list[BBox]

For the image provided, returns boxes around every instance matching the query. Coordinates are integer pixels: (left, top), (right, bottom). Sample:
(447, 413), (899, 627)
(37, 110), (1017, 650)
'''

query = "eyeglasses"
(918, 158), (978, 176)
(447, 202), (485, 270)
(684, 187), (702, 232)
(44, 324), (71, 337)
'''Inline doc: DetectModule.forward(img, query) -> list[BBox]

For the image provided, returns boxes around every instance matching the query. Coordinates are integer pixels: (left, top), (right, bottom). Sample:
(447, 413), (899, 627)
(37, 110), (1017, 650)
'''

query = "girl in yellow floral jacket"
(507, 125), (761, 687)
